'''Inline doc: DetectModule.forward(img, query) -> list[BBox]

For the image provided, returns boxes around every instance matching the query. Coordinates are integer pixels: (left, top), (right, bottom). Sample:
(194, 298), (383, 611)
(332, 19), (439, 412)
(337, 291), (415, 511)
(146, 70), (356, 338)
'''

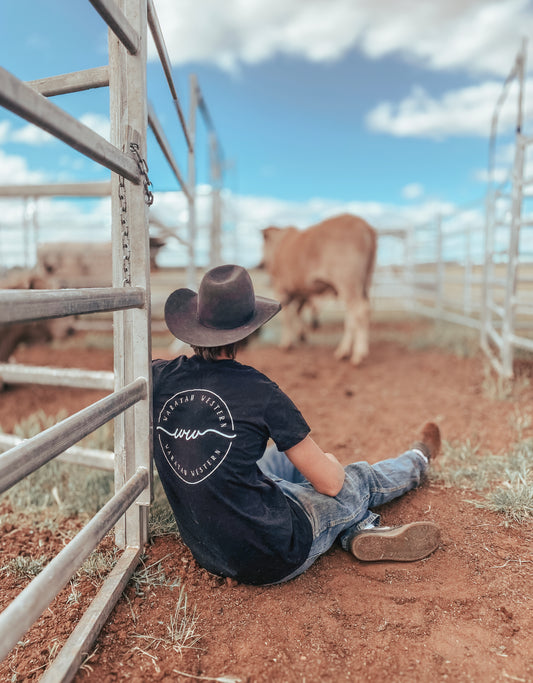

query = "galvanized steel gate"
(482, 41), (533, 377)
(373, 43), (533, 378)
(0, 0), (212, 679)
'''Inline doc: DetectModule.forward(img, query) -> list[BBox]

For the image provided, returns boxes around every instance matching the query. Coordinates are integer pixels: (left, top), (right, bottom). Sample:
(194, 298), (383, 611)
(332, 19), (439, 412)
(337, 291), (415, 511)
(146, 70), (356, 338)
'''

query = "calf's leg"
(351, 298), (370, 365)
(279, 300), (302, 349)
(334, 301), (356, 361)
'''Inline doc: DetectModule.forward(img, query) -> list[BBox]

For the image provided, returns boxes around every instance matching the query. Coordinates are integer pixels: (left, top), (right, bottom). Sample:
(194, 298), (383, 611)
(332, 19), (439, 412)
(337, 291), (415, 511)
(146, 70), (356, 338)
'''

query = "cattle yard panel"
(407, 208), (486, 330)
(481, 41), (533, 377)
(0, 0), (158, 678)
(372, 43), (533, 377)
(484, 134), (533, 374)
(372, 191), (533, 373)
(0, 432), (115, 471)
(372, 209), (486, 331)
(0, 3), (225, 286)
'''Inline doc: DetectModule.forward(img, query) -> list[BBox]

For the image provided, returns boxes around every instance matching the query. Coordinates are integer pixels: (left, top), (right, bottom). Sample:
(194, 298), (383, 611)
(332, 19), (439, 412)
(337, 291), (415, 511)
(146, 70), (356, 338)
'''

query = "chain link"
(118, 173), (131, 286)
(130, 142), (154, 206)
(117, 143), (154, 286)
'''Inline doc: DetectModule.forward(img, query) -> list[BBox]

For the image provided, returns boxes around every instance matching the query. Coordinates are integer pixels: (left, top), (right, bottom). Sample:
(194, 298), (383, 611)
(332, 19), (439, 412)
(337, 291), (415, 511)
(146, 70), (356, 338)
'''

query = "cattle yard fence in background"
(0, 1), (225, 286)
(0, 0), (223, 679)
(373, 41), (533, 378)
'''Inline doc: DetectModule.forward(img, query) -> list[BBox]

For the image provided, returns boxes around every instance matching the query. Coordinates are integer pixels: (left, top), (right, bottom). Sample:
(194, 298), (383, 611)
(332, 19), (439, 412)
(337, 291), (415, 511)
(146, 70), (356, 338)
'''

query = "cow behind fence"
(261, 213), (377, 365)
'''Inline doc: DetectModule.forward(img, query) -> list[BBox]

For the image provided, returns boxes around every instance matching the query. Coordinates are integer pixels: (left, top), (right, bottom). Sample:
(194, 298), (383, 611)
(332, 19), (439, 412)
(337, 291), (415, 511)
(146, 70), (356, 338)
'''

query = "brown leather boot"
(411, 422), (441, 462)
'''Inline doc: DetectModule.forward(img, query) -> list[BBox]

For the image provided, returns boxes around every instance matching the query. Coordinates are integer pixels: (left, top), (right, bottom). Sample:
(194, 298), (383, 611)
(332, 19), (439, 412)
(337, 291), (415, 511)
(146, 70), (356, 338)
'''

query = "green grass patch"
(431, 414), (533, 525)
(1, 410), (177, 538)
(1, 457), (114, 518)
(149, 476), (179, 538)
(1, 555), (48, 579)
(130, 553), (181, 596)
(132, 581), (202, 655)
(1, 410), (114, 518)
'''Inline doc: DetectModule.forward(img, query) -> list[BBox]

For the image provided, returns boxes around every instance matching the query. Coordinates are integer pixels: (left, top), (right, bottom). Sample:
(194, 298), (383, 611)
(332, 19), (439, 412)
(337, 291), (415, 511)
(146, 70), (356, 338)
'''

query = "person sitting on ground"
(152, 264), (442, 586)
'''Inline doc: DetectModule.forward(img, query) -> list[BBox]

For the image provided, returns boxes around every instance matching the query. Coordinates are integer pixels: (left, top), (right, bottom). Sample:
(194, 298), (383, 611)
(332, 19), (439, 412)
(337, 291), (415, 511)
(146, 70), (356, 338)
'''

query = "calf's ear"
(261, 226), (280, 241)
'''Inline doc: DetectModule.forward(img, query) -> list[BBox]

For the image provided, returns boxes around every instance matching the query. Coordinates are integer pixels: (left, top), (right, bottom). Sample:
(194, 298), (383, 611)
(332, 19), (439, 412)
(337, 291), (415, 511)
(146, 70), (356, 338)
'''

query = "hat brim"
(164, 288), (281, 347)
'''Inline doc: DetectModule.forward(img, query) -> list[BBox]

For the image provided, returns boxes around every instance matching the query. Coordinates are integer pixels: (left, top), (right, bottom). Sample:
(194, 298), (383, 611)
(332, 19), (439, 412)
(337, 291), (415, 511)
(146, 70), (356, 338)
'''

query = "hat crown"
(197, 265), (255, 330)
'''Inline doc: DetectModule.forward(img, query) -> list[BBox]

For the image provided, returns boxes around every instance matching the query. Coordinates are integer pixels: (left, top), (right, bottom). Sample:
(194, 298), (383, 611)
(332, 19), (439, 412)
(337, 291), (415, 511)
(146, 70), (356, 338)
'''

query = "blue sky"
(1, 0), (532, 267)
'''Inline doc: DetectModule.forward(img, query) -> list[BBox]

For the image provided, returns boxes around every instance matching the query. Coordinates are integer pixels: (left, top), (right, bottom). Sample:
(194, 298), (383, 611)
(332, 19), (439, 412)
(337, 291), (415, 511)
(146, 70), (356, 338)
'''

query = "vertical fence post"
(109, 0), (152, 549)
(186, 74), (198, 289)
(481, 188), (494, 353)
(209, 131), (222, 268)
(405, 225), (415, 312)
(464, 221), (472, 316)
(23, 198), (30, 268)
(31, 198), (39, 269)
(502, 42), (526, 377)
(503, 137), (525, 376)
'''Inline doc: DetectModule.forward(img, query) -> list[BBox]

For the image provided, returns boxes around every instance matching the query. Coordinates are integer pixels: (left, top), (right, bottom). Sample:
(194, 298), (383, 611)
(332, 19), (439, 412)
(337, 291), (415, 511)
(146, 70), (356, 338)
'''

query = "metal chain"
(118, 173), (131, 286)
(130, 142), (154, 206)
(117, 144), (154, 286)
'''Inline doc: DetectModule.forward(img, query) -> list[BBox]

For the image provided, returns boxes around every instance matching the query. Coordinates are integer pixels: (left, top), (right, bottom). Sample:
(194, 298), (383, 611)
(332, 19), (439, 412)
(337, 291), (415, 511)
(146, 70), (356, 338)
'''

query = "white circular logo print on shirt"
(156, 389), (236, 484)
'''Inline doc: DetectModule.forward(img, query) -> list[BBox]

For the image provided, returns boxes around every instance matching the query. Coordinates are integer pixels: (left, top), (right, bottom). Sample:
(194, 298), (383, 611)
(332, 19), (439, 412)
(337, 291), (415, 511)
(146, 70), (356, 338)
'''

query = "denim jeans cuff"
(339, 511), (380, 551)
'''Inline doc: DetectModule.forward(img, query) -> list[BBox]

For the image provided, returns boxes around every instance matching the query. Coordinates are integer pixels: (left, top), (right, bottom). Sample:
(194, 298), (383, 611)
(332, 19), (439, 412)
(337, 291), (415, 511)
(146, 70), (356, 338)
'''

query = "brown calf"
(261, 213), (377, 365)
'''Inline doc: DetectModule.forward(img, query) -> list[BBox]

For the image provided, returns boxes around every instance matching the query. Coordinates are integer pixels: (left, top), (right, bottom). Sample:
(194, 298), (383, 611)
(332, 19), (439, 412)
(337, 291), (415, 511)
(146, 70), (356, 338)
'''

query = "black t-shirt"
(152, 354), (313, 585)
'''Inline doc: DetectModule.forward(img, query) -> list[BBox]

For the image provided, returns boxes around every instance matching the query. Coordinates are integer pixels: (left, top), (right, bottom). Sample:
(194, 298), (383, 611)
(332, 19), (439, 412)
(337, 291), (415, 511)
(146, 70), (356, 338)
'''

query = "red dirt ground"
(1, 319), (532, 682)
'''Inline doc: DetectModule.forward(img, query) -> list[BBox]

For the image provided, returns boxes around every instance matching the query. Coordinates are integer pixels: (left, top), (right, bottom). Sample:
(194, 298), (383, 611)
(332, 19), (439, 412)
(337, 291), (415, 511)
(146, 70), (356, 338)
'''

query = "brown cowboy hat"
(164, 264), (281, 347)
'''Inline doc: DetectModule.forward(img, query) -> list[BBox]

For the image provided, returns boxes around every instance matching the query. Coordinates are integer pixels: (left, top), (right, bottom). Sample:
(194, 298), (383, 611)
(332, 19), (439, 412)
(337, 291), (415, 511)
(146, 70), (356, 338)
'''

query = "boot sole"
(351, 521), (441, 562)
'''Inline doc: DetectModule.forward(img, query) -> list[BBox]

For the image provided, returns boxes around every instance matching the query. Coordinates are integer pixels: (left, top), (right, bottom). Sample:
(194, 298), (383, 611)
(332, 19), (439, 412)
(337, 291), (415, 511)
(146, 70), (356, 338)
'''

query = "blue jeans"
(257, 445), (428, 583)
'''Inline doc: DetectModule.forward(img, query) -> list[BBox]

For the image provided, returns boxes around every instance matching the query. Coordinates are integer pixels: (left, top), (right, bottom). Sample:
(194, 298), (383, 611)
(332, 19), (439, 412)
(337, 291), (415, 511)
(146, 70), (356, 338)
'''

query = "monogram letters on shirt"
(156, 389), (235, 484)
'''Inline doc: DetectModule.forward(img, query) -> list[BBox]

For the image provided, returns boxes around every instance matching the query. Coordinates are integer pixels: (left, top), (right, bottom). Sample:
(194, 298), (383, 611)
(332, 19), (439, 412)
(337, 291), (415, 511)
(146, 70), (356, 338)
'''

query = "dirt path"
(1, 320), (532, 682)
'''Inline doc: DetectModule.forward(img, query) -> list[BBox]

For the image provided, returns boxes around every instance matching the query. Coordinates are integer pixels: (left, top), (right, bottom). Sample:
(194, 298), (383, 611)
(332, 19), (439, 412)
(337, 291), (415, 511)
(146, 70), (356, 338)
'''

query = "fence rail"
(0, 6), (531, 681)
(27, 66), (110, 96)
(0, 67), (141, 182)
(0, 363), (114, 389)
(0, 286), (145, 323)
(147, 0), (192, 151)
(0, 433), (115, 470)
(0, 467), (148, 662)
(0, 378), (146, 495)
(0, 0), (159, 677)
(0, 0), (228, 675)
(89, 0), (140, 54)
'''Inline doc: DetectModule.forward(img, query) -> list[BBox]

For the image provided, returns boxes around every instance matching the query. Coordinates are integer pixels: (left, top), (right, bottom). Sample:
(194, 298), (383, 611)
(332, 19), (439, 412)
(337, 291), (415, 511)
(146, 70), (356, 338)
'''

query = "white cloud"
(474, 166), (510, 184)
(79, 113), (110, 141)
(217, 191), (459, 267)
(0, 119), (54, 145)
(402, 183), (424, 200)
(366, 79), (533, 138)
(474, 140), (533, 185)
(150, 0), (532, 78)
(0, 113), (110, 148)
(0, 182), (470, 271)
(10, 123), (54, 145)
(0, 149), (46, 185)
(0, 121), (10, 144)
(142, 188), (457, 269)
(0, 194), (112, 270)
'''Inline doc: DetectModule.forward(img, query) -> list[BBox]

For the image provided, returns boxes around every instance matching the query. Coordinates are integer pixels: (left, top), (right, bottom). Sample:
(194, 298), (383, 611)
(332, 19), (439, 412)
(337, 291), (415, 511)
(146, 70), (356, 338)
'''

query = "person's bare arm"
(285, 435), (345, 496)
